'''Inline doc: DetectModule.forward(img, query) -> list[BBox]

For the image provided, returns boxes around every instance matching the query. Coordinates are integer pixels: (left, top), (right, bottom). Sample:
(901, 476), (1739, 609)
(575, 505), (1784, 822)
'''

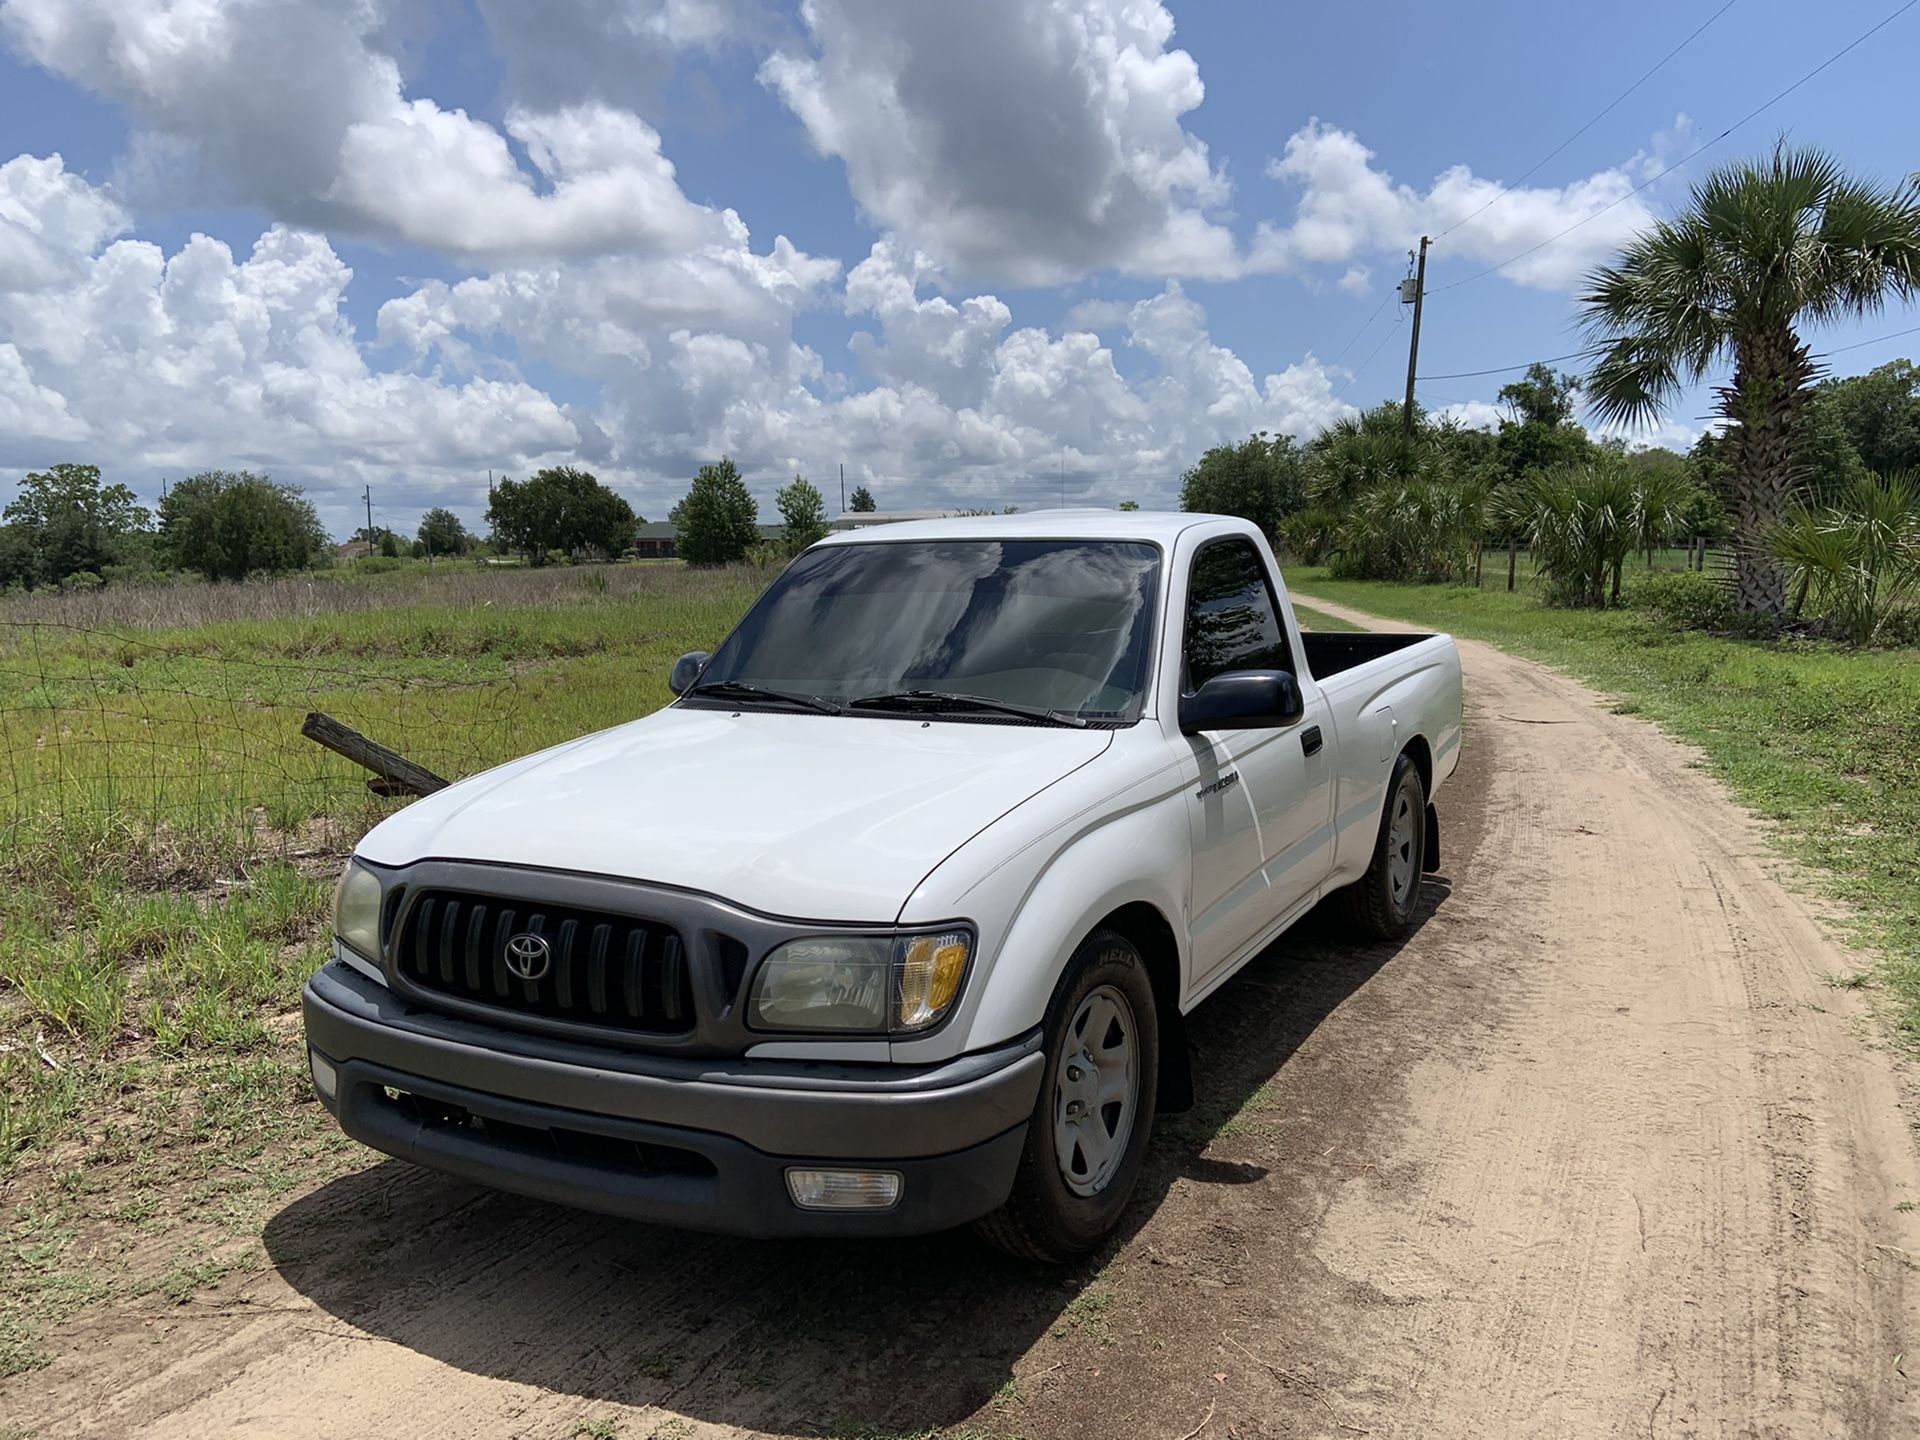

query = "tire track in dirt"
(5, 601), (1918, 1438)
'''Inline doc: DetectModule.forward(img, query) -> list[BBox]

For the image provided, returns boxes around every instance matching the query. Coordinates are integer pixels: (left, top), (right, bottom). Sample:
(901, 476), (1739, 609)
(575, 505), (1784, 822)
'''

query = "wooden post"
(1507, 538), (1518, 592)
(301, 712), (449, 797)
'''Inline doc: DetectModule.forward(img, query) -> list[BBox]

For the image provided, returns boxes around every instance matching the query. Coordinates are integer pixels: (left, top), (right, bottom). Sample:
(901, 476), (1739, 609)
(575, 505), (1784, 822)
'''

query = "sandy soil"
(7, 602), (1919, 1439)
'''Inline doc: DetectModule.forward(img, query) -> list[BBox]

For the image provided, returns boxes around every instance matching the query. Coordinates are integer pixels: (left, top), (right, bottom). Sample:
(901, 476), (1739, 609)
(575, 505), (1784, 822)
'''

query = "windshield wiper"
(848, 689), (1089, 728)
(687, 680), (843, 715)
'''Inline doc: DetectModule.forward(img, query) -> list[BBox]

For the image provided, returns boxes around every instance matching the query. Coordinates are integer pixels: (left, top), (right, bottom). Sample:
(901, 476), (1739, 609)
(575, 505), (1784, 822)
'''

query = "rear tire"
(1338, 752), (1427, 940)
(973, 930), (1159, 1263)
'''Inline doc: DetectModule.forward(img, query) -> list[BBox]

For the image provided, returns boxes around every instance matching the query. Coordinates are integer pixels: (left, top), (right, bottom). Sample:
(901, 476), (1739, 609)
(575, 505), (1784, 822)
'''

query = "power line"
(1419, 320), (1920, 384)
(1434, 0), (1741, 242)
(1326, 292), (1394, 368)
(1336, 306), (1406, 398)
(1430, 0), (1919, 295)
(1420, 350), (1587, 380)
(1828, 322), (1920, 355)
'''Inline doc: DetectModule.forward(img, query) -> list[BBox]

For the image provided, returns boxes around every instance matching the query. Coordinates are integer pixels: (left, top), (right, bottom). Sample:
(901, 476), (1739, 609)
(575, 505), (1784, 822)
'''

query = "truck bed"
(1300, 630), (1436, 680)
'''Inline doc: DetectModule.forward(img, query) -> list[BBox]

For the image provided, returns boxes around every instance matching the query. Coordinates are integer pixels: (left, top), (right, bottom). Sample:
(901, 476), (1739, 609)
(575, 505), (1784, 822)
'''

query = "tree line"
(0, 455), (879, 590)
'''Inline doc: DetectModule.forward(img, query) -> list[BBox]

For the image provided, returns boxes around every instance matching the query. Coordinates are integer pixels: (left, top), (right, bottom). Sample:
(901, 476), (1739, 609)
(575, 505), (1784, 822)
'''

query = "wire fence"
(0, 618), (572, 885)
(0, 561), (773, 891)
(1464, 538), (1731, 592)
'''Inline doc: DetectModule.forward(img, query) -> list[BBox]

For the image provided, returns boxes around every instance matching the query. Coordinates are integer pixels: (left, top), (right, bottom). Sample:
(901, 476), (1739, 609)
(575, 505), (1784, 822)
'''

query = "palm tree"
(1580, 145), (1920, 619)
(1500, 456), (1698, 608)
(1767, 471), (1920, 644)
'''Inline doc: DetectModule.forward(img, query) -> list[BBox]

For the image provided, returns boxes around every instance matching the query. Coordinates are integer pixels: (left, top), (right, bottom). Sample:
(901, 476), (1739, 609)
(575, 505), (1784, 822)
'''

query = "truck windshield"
(690, 539), (1162, 724)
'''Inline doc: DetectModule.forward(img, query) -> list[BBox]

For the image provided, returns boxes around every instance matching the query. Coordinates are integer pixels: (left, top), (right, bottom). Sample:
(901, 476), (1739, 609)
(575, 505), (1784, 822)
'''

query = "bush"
(1274, 507), (1339, 565)
(1500, 458), (1697, 608)
(1767, 472), (1920, 646)
(1329, 476), (1487, 583)
(1632, 570), (1733, 630)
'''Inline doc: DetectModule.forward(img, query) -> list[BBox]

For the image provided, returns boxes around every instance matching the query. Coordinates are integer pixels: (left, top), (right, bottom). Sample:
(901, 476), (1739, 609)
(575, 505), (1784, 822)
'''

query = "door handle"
(1301, 725), (1324, 757)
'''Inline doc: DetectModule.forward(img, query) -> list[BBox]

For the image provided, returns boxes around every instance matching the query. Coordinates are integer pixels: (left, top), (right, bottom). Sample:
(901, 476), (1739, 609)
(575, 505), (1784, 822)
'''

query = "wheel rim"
(1387, 779), (1419, 908)
(1052, 982), (1140, 1198)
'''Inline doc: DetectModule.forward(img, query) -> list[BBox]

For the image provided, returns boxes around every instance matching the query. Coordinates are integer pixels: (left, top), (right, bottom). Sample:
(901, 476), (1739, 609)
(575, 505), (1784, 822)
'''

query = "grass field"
(0, 561), (770, 1375)
(1285, 566), (1920, 1045)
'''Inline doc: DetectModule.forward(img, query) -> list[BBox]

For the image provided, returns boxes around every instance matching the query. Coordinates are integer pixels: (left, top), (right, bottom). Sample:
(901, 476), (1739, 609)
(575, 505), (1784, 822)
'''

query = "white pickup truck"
(304, 511), (1462, 1259)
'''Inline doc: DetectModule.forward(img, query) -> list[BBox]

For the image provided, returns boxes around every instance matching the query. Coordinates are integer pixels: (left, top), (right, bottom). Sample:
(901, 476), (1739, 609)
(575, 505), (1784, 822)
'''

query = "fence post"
(1507, 538), (1518, 592)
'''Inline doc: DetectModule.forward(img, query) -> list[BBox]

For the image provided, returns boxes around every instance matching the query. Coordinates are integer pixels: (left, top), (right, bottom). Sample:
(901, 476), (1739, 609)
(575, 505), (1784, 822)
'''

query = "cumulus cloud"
(388, 237), (1356, 517)
(0, 155), (580, 514)
(760, 0), (1239, 285)
(0, 0), (728, 262)
(1253, 119), (1681, 290)
(475, 0), (772, 112)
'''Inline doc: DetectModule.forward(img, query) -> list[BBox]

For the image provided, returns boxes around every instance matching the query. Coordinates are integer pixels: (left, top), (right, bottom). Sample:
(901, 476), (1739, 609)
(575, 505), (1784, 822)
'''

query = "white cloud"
(0, 0), (730, 263)
(1253, 119), (1679, 291)
(0, 152), (129, 291)
(1432, 400), (1504, 432)
(474, 0), (767, 111)
(760, 0), (1240, 285)
(1336, 265), (1371, 297)
(387, 236), (1355, 517)
(0, 157), (581, 517)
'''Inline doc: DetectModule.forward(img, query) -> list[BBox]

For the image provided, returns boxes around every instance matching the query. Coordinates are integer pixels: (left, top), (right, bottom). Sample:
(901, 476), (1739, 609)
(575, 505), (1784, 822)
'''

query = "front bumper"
(302, 961), (1042, 1237)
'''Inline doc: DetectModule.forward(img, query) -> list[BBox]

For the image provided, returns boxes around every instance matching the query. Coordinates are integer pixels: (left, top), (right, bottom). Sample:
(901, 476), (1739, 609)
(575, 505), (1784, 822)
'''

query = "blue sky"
(1, 0), (1915, 539)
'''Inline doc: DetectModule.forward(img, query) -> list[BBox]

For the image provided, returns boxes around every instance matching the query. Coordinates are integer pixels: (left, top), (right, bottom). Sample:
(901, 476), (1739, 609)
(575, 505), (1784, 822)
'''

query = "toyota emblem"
(503, 932), (552, 981)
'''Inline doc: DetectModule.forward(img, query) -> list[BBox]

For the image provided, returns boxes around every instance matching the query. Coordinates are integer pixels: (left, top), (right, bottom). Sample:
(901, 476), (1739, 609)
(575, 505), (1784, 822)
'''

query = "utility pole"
(839, 462), (845, 515)
(364, 483), (374, 548)
(1401, 235), (1430, 448)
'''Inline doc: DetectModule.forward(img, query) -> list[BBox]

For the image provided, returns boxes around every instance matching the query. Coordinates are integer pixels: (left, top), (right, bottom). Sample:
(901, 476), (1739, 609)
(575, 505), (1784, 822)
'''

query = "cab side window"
(1184, 539), (1291, 690)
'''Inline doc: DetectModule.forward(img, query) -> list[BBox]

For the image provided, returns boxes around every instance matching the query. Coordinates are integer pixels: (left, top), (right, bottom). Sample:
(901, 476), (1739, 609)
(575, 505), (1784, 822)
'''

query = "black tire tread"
(1337, 753), (1425, 941)
(972, 929), (1158, 1263)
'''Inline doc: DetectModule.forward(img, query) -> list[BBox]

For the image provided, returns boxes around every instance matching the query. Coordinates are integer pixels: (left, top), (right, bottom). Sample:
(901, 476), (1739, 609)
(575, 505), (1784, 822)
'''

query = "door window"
(1184, 539), (1291, 690)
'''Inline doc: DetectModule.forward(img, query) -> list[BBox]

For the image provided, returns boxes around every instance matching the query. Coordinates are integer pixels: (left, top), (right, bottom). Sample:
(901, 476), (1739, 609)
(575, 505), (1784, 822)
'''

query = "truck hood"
(356, 707), (1113, 922)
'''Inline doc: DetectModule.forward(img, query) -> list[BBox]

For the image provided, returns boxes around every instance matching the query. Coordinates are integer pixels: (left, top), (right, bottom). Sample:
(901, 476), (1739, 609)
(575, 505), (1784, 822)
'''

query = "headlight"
(333, 860), (384, 963)
(749, 929), (972, 1034)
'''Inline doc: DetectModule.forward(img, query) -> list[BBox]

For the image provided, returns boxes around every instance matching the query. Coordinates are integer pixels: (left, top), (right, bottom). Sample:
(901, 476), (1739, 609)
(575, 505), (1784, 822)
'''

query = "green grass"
(0, 560), (771, 1375)
(1285, 568), (1920, 1040)
(1291, 602), (1362, 632)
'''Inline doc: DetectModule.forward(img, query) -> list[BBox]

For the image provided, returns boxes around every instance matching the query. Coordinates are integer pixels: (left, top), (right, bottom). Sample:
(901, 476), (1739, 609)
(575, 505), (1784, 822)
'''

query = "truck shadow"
(264, 882), (1451, 1434)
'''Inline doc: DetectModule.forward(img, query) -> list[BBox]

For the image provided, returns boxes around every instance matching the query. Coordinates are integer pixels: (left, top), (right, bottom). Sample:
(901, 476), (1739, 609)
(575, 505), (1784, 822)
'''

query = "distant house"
(632, 521), (679, 559)
(632, 522), (790, 558)
(334, 539), (375, 560)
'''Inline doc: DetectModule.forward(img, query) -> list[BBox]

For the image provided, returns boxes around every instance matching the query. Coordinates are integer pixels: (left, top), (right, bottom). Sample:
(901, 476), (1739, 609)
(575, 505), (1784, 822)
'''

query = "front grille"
(393, 888), (696, 1035)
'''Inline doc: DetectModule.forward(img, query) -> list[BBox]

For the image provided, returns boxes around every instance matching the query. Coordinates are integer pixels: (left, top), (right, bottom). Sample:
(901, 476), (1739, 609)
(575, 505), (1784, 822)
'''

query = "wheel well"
(1402, 734), (1433, 797)
(1094, 901), (1192, 1113)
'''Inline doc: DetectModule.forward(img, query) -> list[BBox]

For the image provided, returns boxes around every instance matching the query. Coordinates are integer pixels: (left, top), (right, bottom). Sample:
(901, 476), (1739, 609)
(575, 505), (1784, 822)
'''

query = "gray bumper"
(302, 962), (1042, 1237)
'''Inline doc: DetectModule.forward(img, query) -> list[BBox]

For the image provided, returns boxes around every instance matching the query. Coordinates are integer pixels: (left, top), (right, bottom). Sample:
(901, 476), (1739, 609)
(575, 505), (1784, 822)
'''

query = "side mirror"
(668, 651), (711, 696)
(1179, 670), (1304, 734)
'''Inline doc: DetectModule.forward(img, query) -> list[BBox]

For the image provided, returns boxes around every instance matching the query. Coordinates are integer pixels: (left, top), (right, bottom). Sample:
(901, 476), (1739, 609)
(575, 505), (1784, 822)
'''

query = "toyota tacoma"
(303, 511), (1463, 1259)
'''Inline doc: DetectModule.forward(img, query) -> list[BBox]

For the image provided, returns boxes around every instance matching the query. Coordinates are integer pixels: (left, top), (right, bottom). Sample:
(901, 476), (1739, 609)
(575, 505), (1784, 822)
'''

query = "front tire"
(1338, 751), (1427, 940)
(973, 930), (1159, 1262)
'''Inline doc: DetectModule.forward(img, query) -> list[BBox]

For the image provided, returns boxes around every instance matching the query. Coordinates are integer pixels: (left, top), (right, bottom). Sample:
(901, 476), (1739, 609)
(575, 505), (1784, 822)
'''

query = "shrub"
(1274, 507), (1339, 565)
(1501, 458), (1696, 607)
(1329, 476), (1487, 583)
(1767, 472), (1920, 646)
(1632, 570), (1733, 630)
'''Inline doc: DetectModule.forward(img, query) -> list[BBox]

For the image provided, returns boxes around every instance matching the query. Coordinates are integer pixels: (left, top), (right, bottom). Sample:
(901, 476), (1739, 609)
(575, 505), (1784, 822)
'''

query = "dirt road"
(9, 603), (1920, 1438)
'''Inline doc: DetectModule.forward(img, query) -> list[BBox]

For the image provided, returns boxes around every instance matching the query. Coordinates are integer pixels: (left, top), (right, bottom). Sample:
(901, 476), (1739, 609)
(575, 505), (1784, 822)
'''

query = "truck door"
(1181, 537), (1335, 987)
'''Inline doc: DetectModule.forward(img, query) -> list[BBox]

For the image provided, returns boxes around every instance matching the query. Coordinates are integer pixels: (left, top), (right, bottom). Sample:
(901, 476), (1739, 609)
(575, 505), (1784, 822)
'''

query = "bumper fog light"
(309, 1050), (339, 1103)
(785, 1167), (903, 1211)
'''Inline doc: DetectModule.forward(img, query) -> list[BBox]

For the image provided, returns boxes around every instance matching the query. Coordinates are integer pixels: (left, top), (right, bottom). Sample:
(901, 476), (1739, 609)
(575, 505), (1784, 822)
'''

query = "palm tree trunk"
(1720, 328), (1816, 620)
